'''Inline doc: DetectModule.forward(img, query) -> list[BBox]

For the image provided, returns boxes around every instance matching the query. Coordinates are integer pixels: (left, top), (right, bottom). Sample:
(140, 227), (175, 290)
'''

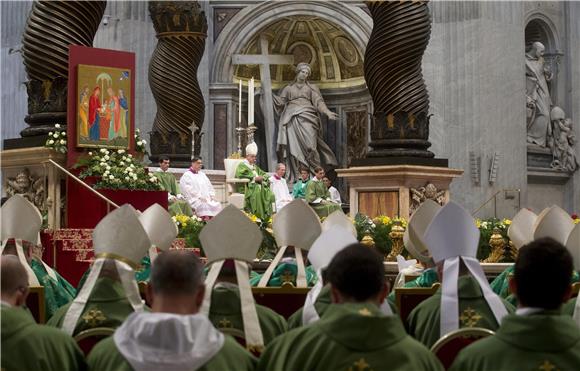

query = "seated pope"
(180, 156), (222, 219)
(235, 142), (275, 220)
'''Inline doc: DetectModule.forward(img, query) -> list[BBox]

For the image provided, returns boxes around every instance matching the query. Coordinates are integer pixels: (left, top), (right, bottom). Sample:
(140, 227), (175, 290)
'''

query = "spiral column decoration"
(20, 0), (106, 137)
(148, 1), (207, 166)
(364, 0), (434, 158)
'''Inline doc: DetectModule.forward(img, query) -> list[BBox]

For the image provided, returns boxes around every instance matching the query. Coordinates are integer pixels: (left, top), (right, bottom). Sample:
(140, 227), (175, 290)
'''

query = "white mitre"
(301, 225), (358, 325)
(321, 210), (356, 237)
(61, 204), (150, 335)
(199, 205), (264, 353)
(259, 200), (322, 288)
(421, 201), (508, 338)
(533, 205), (575, 245)
(246, 142), (258, 156)
(405, 200), (441, 263)
(565, 223), (580, 325)
(139, 204), (178, 262)
(0, 195), (43, 285)
(507, 208), (538, 250)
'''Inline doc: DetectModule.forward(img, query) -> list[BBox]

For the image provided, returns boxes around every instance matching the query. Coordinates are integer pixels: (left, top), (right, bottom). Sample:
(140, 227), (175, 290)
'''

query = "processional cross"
(232, 35), (294, 171)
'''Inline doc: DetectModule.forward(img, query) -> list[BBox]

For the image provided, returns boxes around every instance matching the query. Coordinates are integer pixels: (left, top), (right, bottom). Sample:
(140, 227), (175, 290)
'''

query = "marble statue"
(526, 42), (553, 147)
(273, 63), (338, 182)
(550, 107), (578, 172)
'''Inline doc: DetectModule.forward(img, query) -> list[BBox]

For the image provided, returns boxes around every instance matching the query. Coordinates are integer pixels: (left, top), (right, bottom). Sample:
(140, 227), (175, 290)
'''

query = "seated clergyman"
(1, 256), (86, 371)
(257, 244), (444, 371)
(87, 250), (257, 371)
(153, 155), (193, 216)
(305, 167), (341, 218)
(450, 237), (580, 370)
(180, 157), (222, 219)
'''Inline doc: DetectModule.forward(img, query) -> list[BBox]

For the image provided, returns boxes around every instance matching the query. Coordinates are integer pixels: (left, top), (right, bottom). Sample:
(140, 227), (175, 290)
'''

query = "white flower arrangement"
(134, 128), (148, 155)
(44, 126), (67, 153)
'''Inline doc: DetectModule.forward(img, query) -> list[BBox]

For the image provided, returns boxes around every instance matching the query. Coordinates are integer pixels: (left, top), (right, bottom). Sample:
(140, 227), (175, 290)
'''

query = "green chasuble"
(88, 333), (256, 371)
(249, 262), (318, 287)
(305, 179), (341, 218)
(258, 303), (444, 371)
(1, 305), (86, 371)
(47, 277), (146, 336)
(209, 283), (287, 344)
(387, 268), (438, 310)
(287, 284), (333, 329)
(30, 258), (76, 319)
(134, 256), (151, 283)
(562, 297), (577, 317)
(153, 170), (193, 216)
(407, 275), (516, 349)
(292, 179), (309, 199)
(491, 265), (580, 307)
(450, 311), (580, 371)
(235, 161), (275, 220)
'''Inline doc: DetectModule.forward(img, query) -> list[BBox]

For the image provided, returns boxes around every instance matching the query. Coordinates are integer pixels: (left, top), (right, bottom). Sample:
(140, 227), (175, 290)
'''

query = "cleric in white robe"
(179, 157), (222, 218)
(271, 163), (293, 212)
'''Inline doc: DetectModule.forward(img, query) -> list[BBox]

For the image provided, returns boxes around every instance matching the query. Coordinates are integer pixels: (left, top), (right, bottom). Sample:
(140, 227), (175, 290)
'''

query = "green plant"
(173, 214), (206, 251)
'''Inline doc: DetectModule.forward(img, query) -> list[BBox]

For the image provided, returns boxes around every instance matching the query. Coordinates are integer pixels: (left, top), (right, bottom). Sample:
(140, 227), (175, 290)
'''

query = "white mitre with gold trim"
(533, 205), (575, 245)
(139, 203), (178, 262)
(321, 210), (356, 237)
(405, 200), (441, 263)
(507, 208), (537, 250)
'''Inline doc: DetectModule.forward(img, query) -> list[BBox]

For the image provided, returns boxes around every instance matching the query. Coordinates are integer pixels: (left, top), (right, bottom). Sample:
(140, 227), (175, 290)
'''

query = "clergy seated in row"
(200, 206), (287, 349)
(48, 205), (151, 336)
(251, 200), (320, 288)
(292, 167), (310, 200)
(323, 176), (341, 204)
(153, 156), (193, 216)
(88, 250), (257, 371)
(490, 206), (580, 307)
(407, 202), (515, 349)
(1, 195), (76, 319)
(1, 256), (86, 371)
(235, 143), (275, 220)
(257, 244), (444, 371)
(305, 167), (341, 218)
(271, 163), (293, 212)
(386, 200), (442, 309)
(450, 237), (580, 370)
(180, 157), (222, 220)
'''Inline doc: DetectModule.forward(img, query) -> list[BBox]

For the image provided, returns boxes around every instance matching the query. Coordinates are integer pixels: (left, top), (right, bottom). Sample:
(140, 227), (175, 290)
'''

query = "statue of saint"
(273, 63), (338, 182)
(550, 107), (578, 172)
(526, 41), (553, 147)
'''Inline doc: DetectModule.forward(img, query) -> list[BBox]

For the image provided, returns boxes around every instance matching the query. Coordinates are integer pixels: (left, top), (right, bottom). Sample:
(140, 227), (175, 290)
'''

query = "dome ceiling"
(234, 16), (365, 89)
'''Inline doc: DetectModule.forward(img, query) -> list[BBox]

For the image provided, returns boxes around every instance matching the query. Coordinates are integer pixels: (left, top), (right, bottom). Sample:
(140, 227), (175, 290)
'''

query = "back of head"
(150, 250), (204, 297)
(1, 255), (28, 305)
(326, 243), (385, 302)
(514, 237), (573, 310)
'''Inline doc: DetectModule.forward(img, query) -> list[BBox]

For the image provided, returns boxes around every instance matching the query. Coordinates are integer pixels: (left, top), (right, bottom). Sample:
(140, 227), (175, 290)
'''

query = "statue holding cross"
(232, 36), (338, 181)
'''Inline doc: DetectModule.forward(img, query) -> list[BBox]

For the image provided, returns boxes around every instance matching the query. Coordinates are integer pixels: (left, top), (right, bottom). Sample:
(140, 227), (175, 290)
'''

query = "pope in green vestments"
(305, 168), (341, 218)
(386, 267), (438, 310)
(47, 276), (146, 335)
(236, 154), (275, 220)
(258, 303), (443, 371)
(407, 275), (516, 348)
(450, 311), (580, 371)
(1, 304), (86, 371)
(30, 258), (77, 319)
(209, 282), (287, 344)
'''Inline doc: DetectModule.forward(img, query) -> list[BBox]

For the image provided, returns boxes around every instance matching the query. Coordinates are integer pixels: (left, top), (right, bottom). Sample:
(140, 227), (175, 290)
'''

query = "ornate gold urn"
(386, 221), (405, 261)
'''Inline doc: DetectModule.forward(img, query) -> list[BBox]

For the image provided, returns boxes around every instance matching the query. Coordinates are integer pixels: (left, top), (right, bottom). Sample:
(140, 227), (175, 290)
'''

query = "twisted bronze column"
(148, 1), (207, 166)
(364, 0), (434, 159)
(20, 0), (106, 137)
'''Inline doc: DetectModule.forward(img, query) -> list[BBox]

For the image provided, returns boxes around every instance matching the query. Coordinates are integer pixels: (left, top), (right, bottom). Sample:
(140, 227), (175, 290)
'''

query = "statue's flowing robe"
(526, 54), (552, 146)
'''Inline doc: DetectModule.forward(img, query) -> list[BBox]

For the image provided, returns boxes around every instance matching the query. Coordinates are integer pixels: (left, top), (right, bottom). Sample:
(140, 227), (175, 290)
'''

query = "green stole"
(30, 258), (76, 319)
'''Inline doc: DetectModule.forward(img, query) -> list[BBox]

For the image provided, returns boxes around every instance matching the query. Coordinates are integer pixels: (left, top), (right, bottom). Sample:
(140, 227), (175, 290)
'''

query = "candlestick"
(248, 77), (254, 125)
(238, 79), (242, 124)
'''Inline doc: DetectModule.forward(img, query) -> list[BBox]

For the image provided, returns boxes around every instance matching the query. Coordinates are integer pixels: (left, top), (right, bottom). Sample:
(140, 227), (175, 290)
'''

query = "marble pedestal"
(336, 165), (463, 219)
(1, 147), (66, 229)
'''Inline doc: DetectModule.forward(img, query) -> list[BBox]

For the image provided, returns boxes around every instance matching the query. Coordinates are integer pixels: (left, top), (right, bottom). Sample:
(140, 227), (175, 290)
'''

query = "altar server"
(180, 157), (222, 219)
(1, 256), (86, 371)
(200, 206), (287, 349)
(88, 249), (256, 370)
(450, 237), (580, 371)
(407, 201), (514, 348)
(1, 194), (76, 319)
(47, 205), (150, 336)
(258, 244), (443, 371)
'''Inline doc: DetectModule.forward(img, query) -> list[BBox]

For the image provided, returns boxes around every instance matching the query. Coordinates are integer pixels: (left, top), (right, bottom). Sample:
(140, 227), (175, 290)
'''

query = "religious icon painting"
(76, 64), (131, 149)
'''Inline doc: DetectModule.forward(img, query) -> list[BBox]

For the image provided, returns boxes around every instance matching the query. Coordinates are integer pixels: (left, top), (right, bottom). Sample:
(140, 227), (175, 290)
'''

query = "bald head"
(1, 255), (29, 307)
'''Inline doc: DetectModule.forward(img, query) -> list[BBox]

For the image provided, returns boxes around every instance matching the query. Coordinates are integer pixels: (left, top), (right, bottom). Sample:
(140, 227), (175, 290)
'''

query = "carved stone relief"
(409, 183), (445, 214)
(5, 168), (46, 213)
(346, 110), (368, 165)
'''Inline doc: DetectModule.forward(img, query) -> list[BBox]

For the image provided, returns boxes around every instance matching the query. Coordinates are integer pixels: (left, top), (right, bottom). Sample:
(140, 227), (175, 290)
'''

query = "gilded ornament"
(386, 221), (405, 261)
(483, 227), (506, 263)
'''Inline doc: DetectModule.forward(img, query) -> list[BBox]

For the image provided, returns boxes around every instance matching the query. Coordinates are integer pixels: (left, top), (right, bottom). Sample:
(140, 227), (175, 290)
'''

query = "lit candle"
(238, 79), (242, 124)
(248, 77), (254, 125)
